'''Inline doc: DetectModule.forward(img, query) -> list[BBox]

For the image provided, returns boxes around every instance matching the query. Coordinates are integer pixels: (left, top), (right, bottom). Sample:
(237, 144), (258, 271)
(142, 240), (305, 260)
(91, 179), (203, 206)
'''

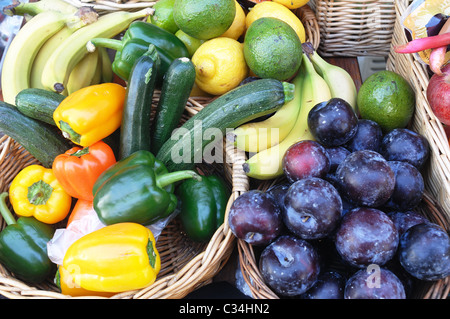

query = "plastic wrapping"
(401, 0), (450, 65)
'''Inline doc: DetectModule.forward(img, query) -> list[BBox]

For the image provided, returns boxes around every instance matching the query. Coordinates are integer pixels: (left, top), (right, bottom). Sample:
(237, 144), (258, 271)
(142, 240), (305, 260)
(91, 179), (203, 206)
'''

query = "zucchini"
(119, 46), (159, 160)
(151, 57), (196, 154)
(0, 101), (72, 167)
(156, 78), (295, 171)
(15, 88), (65, 125)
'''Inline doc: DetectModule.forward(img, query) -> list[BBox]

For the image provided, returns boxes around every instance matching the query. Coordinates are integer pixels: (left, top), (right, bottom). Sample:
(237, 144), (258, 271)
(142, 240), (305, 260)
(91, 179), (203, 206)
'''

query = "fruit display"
(0, 0), (448, 300)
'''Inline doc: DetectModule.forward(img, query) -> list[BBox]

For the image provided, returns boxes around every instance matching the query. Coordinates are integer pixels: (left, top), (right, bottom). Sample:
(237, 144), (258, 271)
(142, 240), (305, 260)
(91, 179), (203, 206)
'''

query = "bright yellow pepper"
(9, 165), (72, 224)
(53, 83), (126, 147)
(59, 222), (161, 294)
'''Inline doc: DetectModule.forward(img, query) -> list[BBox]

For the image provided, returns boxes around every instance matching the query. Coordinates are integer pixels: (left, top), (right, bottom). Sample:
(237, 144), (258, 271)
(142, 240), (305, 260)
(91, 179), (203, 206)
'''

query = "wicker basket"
(0, 3), (319, 299)
(237, 1), (450, 299)
(310, 0), (396, 57)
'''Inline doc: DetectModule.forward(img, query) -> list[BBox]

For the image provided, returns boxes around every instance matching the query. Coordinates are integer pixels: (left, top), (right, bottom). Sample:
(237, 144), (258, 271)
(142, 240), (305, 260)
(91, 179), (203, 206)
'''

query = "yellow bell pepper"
(53, 83), (126, 147)
(59, 222), (161, 294)
(9, 165), (72, 224)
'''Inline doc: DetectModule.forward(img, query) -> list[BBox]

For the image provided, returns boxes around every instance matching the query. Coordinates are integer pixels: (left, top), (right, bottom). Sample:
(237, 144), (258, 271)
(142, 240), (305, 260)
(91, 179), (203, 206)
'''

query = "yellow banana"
(98, 47), (113, 83)
(1, 10), (80, 104)
(232, 71), (303, 153)
(65, 49), (100, 95)
(304, 42), (357, 111)
(243, 53), (332, 180)
(30, 27), (74, 90)
(41, 8), (154, 93)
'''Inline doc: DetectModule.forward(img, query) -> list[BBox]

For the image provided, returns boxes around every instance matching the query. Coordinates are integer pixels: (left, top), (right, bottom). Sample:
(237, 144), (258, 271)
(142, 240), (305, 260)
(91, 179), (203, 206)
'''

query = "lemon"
(220, 0), (246, 40)
(244, 17), (302, 81)
(272, 0), (310, 10)
(357, 70), (415, 132)
(192, 37), (248, 95)
(246, 1), (306, 42)
(173, 0), (236, 40)
(148, 0), (178, 34)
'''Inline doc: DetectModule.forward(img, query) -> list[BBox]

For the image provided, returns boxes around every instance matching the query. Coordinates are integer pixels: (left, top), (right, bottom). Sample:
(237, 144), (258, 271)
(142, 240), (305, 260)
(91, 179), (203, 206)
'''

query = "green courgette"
(151, 57), (196, 155)
(0, 101), (72, 168)
(156, 78), (295, 171)
(15, 88), (65, 125)
(119, 45), (160, 160)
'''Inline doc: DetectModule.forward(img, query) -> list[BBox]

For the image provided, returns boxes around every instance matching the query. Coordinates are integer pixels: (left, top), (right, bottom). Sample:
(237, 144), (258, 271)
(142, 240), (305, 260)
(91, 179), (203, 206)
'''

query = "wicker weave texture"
(311, 0), (396, 57)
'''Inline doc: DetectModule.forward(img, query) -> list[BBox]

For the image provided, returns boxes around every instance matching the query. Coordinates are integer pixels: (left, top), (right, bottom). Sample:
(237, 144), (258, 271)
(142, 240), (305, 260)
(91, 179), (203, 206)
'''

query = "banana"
(98, 47), (113, 83)
(90, 54), (103, 85)
(3, 0), (78, 16)
(1, 11), (73, 104)
(41, 8), (154, 93)
(30, 8), (99, 90)
(30, 27), (74, 90)
(303, 42), (357, 111)
(65, 49), (100, 95)
(243, 53), (332, 180)
(232, 72), (303, 153)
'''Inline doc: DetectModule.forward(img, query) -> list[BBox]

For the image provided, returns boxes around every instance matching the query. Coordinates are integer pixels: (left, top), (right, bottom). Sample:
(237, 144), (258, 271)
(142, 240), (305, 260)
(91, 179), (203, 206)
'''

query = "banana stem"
(87, 38), (124, 53)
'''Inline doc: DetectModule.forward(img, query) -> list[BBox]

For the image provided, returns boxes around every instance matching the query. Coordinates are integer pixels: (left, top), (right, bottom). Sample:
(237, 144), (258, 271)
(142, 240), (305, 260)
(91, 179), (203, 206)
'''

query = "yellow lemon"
(192, 37), (248, 95)
(272, 0), (310, 10)
(246, 1), (306, 42)
(220, 0), (246, 40)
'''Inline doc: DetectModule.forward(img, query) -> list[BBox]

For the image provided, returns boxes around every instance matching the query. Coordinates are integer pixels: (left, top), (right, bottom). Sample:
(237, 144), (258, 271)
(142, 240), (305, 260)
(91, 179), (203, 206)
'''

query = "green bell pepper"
(89, 21), (189, 85)
(176, 175), (230, 242)
(0, 192), (55, 284)
(93, 150), (201, 226)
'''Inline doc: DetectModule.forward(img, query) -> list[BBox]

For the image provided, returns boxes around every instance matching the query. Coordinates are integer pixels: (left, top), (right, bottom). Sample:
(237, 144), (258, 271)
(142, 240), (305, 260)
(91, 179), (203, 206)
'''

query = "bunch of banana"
(235, 43), (357, 180)
(1, 0), (154, 104)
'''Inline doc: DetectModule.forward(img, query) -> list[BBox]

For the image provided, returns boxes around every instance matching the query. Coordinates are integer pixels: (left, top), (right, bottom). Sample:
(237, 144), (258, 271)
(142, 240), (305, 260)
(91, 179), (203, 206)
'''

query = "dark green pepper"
(88, 21), (189, 85)
(176, 175), (230, 242)
(0, 192), (55, 284)
(93, 150), (201, 226)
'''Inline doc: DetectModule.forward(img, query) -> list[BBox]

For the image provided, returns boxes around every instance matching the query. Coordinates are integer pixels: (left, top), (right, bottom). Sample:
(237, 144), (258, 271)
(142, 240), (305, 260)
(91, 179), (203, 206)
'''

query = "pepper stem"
(87, 38), (124, 53)
(0, 192), (17, 226)
(156, 170), (202, 189)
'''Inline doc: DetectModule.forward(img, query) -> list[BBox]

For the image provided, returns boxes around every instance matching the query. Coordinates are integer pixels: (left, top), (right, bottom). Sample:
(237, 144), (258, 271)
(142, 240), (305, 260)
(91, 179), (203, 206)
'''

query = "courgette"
(151, 57), (196, 154)
(0, 101), (72, 167)
(15, 88), (65, 125)
(156, 78), (295, 171)
(119, 45), (160, 160)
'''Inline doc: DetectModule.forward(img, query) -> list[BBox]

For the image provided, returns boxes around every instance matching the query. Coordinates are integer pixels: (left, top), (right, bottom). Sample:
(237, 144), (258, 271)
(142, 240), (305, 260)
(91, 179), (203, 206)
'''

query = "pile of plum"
(229, 98), (450, 299)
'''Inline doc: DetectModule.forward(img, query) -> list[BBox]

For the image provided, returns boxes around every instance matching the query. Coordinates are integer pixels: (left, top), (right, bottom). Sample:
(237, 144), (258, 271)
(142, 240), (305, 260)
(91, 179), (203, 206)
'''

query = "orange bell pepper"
(52, 141), (116, 201)
(9, 165), (72, 224)
(53, 83), (126, 147)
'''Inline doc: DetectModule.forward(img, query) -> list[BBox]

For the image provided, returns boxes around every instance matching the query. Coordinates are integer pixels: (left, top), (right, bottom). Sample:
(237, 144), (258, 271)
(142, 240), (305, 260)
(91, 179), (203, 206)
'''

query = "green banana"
(303, 42), (357, 111)
(232, 75), (303, 153)
(3, 0), (78, 16)
(41, 8), (154, 93)
(98, 47), (113, 83)
(1, 10), (91, 104)
(243, 53), (332, 180)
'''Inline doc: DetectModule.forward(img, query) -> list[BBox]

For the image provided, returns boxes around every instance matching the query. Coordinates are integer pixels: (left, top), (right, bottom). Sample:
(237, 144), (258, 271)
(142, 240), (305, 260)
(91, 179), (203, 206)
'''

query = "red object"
(52, 141), (116, 201)
(67, 199), (96, 226)
(427, 64), (450, 126)
(395, 32), (450, 54)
